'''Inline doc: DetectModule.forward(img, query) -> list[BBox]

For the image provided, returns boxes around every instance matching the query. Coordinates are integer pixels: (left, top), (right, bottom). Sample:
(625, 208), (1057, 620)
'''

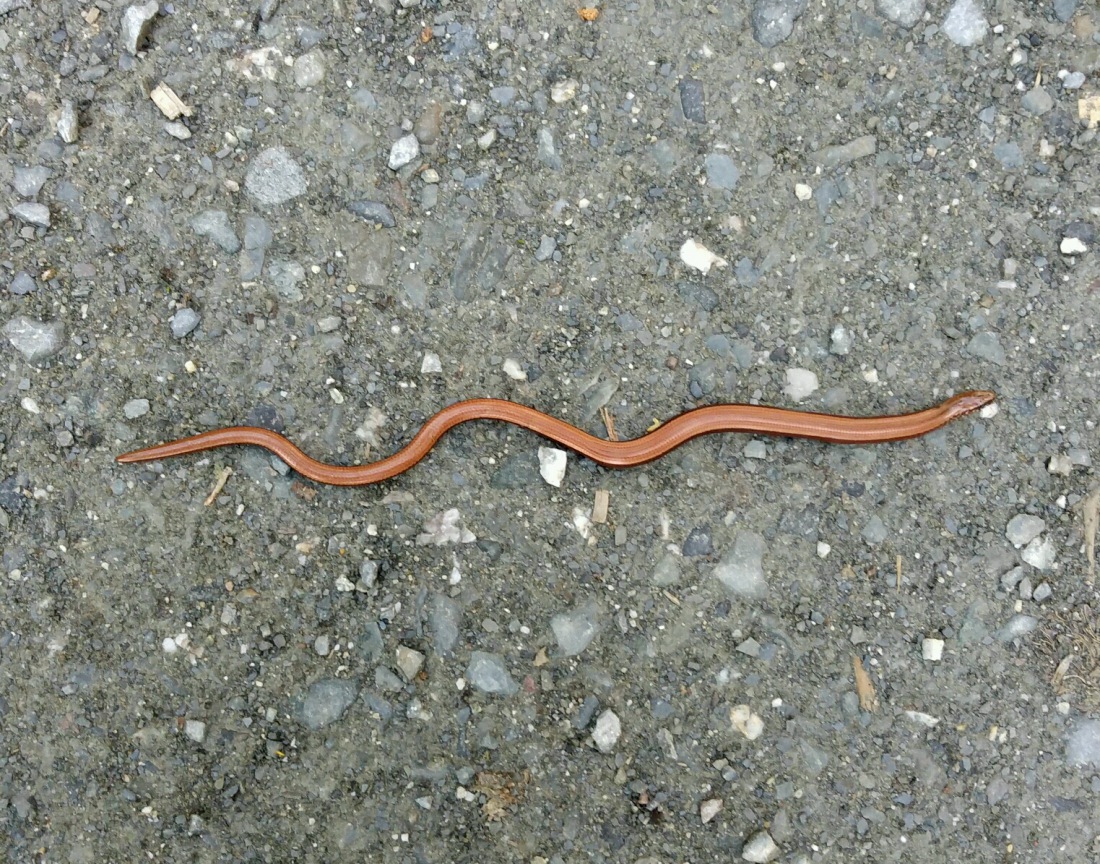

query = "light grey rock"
(4, 316), (64, 361)
(551, 602), (601, 657)
(12, 202), (50, 227)
(942, 0), (987, 46)
(245, 147), (307, 205)
(121, 2), (159, 54)
(713, 532), (768, 599)
(465, 651), (516, 695)
(170, 307), (200, 338)
(387, 135), (420, 170)
(292, 678), (359, 729)
(190, 210), (240, 252)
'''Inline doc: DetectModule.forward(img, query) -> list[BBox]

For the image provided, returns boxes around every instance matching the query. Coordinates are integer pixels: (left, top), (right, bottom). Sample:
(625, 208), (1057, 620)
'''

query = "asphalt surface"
(1, 1), (1099, 862)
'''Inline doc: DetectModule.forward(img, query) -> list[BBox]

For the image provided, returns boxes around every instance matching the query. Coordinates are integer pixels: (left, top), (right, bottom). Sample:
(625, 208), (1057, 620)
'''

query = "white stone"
(1021, 536), (1056, 571)
(700, 798), (723, 824)
(922, 637), (944, 661)
(1060, 236), (1087, 255)
(184, 720), (206, 742)
(551, 79), (579, 103)
(502, 358), (527, 380)
(741, 830), (779, 862)
(420, 352), (442, 374)
(782, 367), (819, 401)
(679, 238), (728, 275)
(942, 0), (987, 47)
(730, 704), (763, 740)
(388, 134), (420, 170)
(593, 710), (621, 753)
(794, 182), (812, 201)
(538, 446), (567, 487)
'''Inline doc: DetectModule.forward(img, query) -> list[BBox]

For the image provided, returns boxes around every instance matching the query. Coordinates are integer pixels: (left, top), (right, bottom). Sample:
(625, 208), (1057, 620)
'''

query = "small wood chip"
(532, 647), (549, 667)
(1052, 654), (1073, 690)
(599, 406), (618, 441)
(852, 655), (879, 712)
(150, 82), (194, 120)
(203, 467), (232, 506)
(896, 554), (902, 591)
(420, 25), (433, 43)
(578, 7), (600, 21)
(663, 590), (681, 606)
(591, 489), (610, 524)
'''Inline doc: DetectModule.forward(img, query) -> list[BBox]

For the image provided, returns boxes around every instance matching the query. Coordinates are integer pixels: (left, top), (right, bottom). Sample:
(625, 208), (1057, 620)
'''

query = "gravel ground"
(2, 1), (1099, 862)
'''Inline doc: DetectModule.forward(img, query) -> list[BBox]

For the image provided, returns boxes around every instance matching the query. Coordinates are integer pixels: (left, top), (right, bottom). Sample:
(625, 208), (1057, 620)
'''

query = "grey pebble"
(999, 566), (1025, 592)
(184, 719), (206, 743)
(551, 601), (601, 657)
(123, 398), (150, 419)
(537, 127), (562, 170)
(572, 695), (600, 730)
(813, 135), (876, 168)
(651, 552), (681, 586)
(876, 0), (924, 28)
(997, 614), (1038, 642)
(240, 216), (273, 280)
(374, 666), (404, 692)
(0, 0), (31, 15)
(269, 259), (305, 300)
(705, 153), (740, 190)
(292, 678), (360, 729)
(1066, 720), (1100, 767)
(259, 0), (279, 21)
(3, 316), (64, 361)
(861, 515), (888, 545)
(245, 147), (307, 205)
(358, 559), (379, 589)
(534, 234), (557, 261)
(965, 330), (1005, 365)
(396, 646), (425, 681)
(466, 651), (517, 695)
(1063, 220), (1095, 245)
(713, 532), (768, 599)
(170, 307), (201, 338)
(293, 49), (325, 88)
(57, 100), (78, 143)
(942, 0), (987, 46)
(317, 316), (341, 333)
(12, 202), (50, 227)
(164, 121), (191, 140)
(752, 0), (808, 48)
(466, 100), (486, 125)
(9, 272), (36, 296)
(682, 526), (714, 557)
(1053, 0), (1078, 24)
(121, 1), (159, 55)
(190, 210), (240, 253)
(314, 635), (330, 656)
(1005, 514), (1045, 546)
(428, 593), (461, 655)
(829, 324), (853, 355)
(348, 200), (396, 228)
(388, 134), (420, 170)
(489, 86), (516, 106)
(679, 78), (706, 123)
(13, 166), (49, 197)
(986, 776), (1010, 806)
(1062, 71), (1086, 90)
(993, 142), (1023, 169)
(1032, 582), (1051, 603)
(1021, 87), (1054, 116)
(743, 440), (767, 459)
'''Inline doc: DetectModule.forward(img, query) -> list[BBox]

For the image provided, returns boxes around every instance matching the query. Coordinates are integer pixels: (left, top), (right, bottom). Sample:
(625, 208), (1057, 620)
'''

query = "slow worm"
(116, 391), (995, 487)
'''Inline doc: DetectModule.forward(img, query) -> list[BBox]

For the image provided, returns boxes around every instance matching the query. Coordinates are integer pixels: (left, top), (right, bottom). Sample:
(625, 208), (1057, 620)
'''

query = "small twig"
(599, 406), (618, 441)
(204, 467), (233, 506)
(896, 555), (902, 591)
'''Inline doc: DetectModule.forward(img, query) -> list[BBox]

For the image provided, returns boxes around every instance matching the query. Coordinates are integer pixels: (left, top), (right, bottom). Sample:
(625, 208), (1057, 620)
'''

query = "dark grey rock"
(190, 210), (240, 252)
(348, 200), (397, 228)
(292, 678), (360, 729)
(682, 526), (714, 557)
(679, 78), (706, 123)
(9, 272), (36, 295)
